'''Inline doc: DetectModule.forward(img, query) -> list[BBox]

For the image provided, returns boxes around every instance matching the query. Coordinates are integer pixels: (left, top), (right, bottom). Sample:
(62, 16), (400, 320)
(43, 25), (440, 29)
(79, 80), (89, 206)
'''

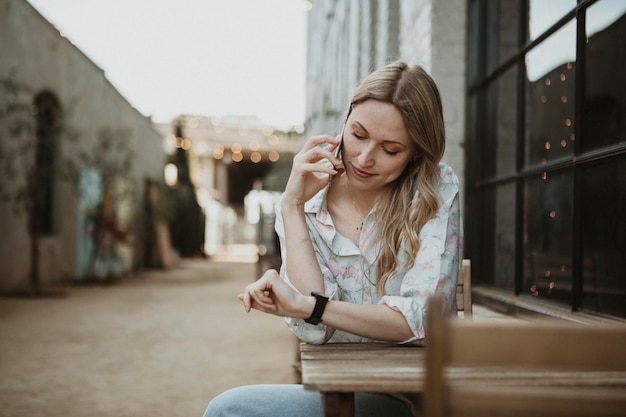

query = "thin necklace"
(345, 180), (365, 231)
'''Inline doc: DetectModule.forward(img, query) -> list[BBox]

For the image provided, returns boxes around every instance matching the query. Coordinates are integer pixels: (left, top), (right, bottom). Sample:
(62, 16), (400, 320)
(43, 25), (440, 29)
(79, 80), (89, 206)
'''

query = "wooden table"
(300, 343), (424, 417)
(300, 342), (626, 417)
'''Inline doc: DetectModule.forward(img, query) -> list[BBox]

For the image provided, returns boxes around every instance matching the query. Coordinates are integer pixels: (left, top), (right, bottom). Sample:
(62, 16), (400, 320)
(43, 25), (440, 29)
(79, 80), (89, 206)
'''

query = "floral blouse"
(275, 162), (463, 344)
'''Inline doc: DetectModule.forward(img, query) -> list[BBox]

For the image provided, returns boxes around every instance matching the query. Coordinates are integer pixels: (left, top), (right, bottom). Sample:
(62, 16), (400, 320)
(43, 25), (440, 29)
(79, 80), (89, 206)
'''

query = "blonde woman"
(203, 61), (462, 417)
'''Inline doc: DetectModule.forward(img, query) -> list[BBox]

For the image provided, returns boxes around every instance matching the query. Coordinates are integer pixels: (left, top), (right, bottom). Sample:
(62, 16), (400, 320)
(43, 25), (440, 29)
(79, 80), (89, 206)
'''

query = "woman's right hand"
(282, 135), (343, 207)
(238, 269), (313, 319)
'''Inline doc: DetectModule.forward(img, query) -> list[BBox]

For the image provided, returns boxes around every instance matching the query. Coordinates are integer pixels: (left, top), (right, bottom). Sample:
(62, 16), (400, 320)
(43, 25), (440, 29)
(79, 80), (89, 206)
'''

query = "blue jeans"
(202, 384), (415, 417)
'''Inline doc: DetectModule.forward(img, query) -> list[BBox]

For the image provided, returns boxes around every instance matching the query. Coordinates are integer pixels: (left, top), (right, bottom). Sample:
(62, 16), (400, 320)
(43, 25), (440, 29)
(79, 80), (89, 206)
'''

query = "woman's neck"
(341, 175), (380, 214)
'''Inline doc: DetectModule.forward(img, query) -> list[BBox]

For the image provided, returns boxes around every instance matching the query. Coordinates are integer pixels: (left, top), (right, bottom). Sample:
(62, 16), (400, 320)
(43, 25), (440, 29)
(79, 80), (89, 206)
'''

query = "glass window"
(485, 65), (518, 177)
(528, 0), (576, 41)
(523, 170), (573, 304)
(468, 0), (626, 320)
(477, 182), (517, 291)
(583, 0), (626, 153)
(525, 21), (576, 168)
(485, 0), (521, 74)
(493, 183), (516, 291)
(580, 157), (626, 318)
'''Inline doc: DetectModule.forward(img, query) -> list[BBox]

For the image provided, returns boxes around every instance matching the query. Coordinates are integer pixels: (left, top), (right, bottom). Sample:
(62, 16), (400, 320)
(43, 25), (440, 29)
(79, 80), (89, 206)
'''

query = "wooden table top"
(300, 342), (425, 393)
(300, 342), (626, 395)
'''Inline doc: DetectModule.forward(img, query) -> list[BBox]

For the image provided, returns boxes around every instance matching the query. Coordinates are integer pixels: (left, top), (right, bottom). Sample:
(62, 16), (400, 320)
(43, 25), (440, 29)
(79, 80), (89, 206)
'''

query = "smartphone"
(329, 123), (345, 183)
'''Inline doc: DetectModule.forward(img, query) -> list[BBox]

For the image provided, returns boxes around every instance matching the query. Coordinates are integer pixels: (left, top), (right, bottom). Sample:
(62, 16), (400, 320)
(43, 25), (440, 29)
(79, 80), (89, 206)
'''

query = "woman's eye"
(383, 149), (400, 156)
(351, 131), (366, 140)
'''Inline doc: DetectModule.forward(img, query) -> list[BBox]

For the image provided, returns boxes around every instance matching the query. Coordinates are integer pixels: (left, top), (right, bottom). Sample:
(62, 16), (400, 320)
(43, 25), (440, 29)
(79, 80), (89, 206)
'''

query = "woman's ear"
(410, 152), (423, 165)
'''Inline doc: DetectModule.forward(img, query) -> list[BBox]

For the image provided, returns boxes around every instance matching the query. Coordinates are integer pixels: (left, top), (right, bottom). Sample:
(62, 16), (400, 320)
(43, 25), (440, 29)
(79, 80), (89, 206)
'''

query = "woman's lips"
(351, 164), (374, 179)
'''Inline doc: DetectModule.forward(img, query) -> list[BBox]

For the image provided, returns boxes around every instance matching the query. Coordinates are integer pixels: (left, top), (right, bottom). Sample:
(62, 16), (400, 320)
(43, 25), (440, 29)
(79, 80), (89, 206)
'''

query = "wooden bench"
(293, 259), (472, 383)
(423, 294), (626, 417)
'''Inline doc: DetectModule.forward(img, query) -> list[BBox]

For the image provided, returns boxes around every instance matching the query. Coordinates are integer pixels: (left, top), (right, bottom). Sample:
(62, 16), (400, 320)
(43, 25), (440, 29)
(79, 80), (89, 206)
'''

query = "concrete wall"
(0, 0), (165, 291)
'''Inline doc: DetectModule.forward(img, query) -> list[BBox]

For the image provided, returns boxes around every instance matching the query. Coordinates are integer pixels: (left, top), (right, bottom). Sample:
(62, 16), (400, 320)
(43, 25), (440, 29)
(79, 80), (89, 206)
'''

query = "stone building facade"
(0, 0), (165, 291)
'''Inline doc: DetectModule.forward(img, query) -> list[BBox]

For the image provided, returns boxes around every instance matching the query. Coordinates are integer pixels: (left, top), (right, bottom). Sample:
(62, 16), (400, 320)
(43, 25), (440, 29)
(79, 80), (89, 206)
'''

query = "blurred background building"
(154, 115), (301, 259)
(1, 0), (624, 322)
(0, 0), (164, 292)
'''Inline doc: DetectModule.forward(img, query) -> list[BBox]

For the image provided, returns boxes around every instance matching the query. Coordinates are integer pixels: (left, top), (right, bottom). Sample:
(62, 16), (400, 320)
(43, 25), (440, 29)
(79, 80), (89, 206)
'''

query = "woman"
(203, 61), (462, 417)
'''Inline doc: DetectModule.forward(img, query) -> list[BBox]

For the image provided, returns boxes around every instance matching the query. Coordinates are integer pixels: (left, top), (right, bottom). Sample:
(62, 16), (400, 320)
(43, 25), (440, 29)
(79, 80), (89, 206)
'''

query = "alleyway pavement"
(0, 259), (296, 417)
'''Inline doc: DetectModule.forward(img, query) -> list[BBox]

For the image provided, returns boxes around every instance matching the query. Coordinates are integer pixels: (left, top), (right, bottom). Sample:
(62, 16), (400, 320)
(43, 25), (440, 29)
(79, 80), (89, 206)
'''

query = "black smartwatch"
(304, 291), (329, 325)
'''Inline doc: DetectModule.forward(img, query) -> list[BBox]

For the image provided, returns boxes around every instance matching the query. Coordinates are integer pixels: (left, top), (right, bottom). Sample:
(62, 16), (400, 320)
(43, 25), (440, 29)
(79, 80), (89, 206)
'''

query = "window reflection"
(528, 0), (576, 41)
(494, 183), (516, 291)
(525, 22), (576, 167)
(581, 158), (626, 317)
(485, 0), (521, 74)
(586, 0), (626, 38)
(486, 65), (518, 176)
(583, 1), (626, 152)
(524, 170), (573, 304)
(526, 19), (576, 83)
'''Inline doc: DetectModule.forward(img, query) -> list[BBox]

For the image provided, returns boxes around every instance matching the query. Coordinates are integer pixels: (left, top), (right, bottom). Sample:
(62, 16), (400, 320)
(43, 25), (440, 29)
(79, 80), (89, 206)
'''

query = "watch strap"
(304, 291), (329, 325)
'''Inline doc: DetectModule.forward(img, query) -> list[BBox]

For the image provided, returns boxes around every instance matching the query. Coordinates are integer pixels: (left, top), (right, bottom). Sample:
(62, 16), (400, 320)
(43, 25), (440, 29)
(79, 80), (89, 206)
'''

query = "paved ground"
(0, 259), (296, 417)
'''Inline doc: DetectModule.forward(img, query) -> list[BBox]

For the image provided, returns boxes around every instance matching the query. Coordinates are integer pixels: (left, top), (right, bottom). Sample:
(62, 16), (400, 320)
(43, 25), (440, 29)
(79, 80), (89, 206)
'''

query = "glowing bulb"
(164, 163), (178, 186)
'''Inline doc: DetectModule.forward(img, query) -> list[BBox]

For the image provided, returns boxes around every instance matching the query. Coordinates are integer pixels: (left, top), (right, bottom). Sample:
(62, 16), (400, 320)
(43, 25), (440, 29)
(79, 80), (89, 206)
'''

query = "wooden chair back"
(456, 259), (472, 318)
(423, 294), (626, 417)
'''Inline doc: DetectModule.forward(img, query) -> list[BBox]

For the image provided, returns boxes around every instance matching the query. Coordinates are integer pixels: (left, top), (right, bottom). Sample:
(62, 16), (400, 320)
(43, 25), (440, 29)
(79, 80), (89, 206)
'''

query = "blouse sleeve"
(274, 200), (338, 344)
(380, 165), (463, 342)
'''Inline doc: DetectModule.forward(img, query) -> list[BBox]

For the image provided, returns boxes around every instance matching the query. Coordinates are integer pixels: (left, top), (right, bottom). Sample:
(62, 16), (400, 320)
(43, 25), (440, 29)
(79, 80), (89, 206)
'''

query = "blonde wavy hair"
(348, 61), (446, 294)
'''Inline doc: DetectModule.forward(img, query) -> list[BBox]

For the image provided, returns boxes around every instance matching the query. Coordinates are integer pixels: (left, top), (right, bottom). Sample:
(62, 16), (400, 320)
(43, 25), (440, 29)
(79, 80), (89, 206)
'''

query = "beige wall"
(0, 0), (165, 291)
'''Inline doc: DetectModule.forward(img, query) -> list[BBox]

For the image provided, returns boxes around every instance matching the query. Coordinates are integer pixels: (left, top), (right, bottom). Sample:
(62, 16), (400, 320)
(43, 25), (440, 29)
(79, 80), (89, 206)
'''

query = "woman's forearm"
(281, 201), (325, 295)
(320, 300), (414, 342)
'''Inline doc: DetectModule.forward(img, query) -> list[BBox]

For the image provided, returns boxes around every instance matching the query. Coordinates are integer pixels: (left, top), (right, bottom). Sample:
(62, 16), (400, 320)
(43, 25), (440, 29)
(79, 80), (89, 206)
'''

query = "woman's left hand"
(238, 269), (308, 318)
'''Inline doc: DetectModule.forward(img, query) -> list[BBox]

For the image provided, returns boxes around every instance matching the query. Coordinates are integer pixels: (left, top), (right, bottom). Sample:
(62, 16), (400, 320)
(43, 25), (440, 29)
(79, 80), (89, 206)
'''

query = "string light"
(269, 151), (280, 162)
(250, 152), (262, 163)
(268, 135), (279, 146)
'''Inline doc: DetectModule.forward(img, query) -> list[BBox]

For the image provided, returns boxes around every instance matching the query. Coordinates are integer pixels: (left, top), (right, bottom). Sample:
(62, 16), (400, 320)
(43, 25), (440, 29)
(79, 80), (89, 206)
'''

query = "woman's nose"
(357, 144), (376, 167)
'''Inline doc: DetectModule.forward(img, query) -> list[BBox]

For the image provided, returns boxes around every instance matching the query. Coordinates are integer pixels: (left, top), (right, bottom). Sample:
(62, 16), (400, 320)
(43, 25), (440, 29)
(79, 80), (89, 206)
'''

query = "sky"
(26, 0), (309, 129)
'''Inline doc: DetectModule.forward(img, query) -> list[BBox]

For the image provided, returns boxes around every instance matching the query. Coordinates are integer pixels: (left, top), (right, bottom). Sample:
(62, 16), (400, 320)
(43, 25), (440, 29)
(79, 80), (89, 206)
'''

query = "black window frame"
(466, 0), (626, 318)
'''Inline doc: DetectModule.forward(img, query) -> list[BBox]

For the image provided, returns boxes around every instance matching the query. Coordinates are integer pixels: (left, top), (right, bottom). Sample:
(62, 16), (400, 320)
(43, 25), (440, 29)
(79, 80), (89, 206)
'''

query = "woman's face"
(341, 99), (416, 193)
